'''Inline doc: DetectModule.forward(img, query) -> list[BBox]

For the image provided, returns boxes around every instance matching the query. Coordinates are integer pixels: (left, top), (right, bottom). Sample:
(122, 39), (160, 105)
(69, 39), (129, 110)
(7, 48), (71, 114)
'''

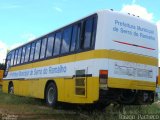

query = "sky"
(0, 0), (160, 64)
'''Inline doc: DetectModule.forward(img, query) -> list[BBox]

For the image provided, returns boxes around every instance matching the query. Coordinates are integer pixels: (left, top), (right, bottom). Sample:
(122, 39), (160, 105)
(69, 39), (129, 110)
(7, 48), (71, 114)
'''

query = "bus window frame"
(34, 39), (42, 61)
(29, 42), (36, 62)
(13, 49), (19, 65)
(4, 53), (12, 77)
(21, 46), (26, 64)
(24, 44), (31, 63)
(11, 50), (15, 66)
(7, 14), (97, 67)
(40, 37), (47, 59)
(17, 48), (22, 65)
(53, 31), (62, 57)
(61, 26), (73, 55)
(46, 34), (55, 58)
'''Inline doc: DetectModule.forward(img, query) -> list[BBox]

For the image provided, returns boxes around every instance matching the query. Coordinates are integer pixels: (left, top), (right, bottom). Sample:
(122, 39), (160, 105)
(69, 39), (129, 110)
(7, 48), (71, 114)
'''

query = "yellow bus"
(0, 64), (5, 86)
(0, 70), (4, 86)
(2, 10), (158, 107)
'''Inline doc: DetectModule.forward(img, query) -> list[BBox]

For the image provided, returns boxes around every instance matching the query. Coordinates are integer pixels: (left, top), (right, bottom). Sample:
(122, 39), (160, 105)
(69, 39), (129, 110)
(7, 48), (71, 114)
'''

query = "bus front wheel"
(45, 82), (57, 107)
(8, 82), (14, 94)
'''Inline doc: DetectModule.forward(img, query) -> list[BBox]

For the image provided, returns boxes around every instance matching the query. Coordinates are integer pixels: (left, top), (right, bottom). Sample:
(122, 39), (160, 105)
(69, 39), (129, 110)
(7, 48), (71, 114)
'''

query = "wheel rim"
(9, 86), (14, 94)
(47, 87), (55, 104)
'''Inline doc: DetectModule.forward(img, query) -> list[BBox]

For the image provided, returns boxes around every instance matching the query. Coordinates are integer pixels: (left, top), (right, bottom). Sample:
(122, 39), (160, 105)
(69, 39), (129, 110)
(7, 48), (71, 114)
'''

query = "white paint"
(95, 10), (158, 58)
(5, 58), (157, 83)
(4, 10), (158, 85)
(108, 59), (157, 82)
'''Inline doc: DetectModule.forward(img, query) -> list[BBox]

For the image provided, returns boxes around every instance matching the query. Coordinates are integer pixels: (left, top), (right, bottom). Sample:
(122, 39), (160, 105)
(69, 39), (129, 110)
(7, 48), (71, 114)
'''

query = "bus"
(0, 64), (5, 86)
(0, 70), (4, 86)
(2, 10), (158, 107)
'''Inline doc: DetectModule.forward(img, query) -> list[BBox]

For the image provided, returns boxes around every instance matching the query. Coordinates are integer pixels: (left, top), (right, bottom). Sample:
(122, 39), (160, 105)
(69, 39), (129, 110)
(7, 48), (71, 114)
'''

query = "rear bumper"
(108, 77), (156, 91)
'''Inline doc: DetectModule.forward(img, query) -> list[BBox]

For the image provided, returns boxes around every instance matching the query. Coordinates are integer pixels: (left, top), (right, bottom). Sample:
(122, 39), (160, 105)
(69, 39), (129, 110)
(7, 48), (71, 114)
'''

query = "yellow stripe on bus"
(0, 70), (4, 85)
(10, 49), (158, 71)
(108, 77), (156, 91)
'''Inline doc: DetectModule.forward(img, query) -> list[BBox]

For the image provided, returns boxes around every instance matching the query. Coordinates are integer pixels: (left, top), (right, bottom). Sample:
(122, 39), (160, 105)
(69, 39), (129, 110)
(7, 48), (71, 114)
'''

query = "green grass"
(0, 85), (160, 120)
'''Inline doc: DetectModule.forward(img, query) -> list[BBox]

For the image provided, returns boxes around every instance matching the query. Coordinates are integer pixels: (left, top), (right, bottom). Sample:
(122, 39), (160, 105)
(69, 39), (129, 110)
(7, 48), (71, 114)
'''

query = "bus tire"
(8, 82), (14, 94)
(45, 82), (57, 107)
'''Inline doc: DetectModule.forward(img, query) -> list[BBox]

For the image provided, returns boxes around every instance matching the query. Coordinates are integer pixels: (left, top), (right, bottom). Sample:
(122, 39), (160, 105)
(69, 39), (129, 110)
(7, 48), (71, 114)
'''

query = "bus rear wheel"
(45, 82), (57, 107)
(8, 82), (14, 94)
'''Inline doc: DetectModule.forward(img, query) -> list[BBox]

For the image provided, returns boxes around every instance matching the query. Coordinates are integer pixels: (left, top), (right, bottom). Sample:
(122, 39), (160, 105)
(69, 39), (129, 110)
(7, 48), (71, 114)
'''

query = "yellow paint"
(0, 70), (4, 85)
(108, 77), (156, 91)
(2, 77), (156, 103)
(2, 80), (9, 92)
(158, 76), (160, 86)
(2, 49), (158, 104)
(3, 77), (99, 103)
(10, 49), (158, 71)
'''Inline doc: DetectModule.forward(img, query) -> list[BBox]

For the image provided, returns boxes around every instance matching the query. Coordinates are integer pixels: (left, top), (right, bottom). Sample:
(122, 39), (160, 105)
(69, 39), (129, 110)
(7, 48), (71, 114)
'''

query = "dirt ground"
(0, 85), (160, 120)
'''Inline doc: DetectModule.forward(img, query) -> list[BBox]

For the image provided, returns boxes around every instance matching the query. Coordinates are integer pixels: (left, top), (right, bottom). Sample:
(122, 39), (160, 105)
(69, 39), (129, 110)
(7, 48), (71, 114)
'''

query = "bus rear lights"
(99, 70), (108, 84)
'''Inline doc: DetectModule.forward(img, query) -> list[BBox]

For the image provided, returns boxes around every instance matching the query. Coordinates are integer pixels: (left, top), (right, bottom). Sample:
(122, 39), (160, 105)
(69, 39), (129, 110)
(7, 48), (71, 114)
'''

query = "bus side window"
(4, 53), (11, 77)
(70, 24), (79, 52)
(40, 37), (47, 59)
(81, 17), (93, 49)
(75, 24), (81, 51)
(46, 34), (55, 57)
(34, 40), (41, 60)
(91, 16), (97, 47)
(61, 26), (72, 54)
(17, 48), (22, 65)
(25, 44), (31, 63)
(53, 32), (62, 56)
(30, 42), (36, 61)
(14, 49), (19, 65)
(21, 46), (26, 64)
(11, 51), (15, 66)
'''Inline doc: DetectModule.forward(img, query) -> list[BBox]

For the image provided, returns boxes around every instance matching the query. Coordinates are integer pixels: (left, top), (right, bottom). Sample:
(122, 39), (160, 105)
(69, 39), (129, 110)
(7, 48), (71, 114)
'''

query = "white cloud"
(21, 33), (36, 42)
(0, 33), (36, 63)
(0, 40), (8, 63)
(54, 7), (63, 12)
(0, 40), (24, 63)
(121, 4), (153, 21)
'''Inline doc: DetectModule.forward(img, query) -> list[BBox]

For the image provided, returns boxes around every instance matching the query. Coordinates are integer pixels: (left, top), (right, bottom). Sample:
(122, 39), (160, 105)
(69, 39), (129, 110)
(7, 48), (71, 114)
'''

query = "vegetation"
(0, 86), (160, 120)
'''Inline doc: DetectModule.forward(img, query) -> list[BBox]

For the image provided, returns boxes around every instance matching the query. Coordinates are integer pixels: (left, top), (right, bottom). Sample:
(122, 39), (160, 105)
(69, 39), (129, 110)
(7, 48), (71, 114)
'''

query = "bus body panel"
(3, 77), (99, 103)
(2, 10), (158, 105)
(0, 70), (4, 85)
(3, 50), (102, 103)
(96, 11), (158, 58)
(95, 11), (158, 90)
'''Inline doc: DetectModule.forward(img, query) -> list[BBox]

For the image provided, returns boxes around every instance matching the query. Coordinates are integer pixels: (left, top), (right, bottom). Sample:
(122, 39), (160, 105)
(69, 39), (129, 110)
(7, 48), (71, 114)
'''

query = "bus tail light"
(99, 70), (108, 84)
